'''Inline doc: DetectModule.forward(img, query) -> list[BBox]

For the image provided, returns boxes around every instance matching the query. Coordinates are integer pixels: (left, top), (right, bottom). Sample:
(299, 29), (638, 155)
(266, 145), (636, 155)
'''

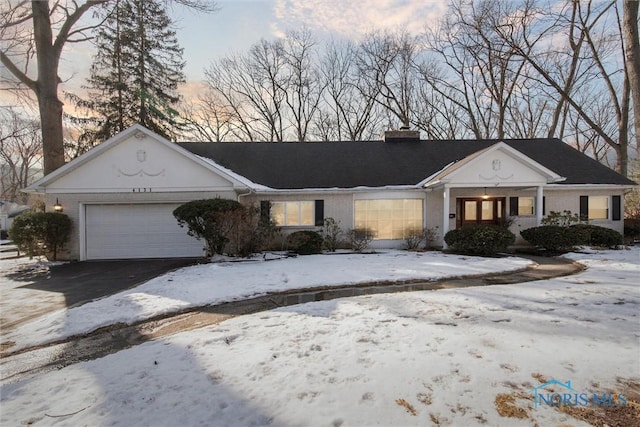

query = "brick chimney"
(382, 126), (420, 142)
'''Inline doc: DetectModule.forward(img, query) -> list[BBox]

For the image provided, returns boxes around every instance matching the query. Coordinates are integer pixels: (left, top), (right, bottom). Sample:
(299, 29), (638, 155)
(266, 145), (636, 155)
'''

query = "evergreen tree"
(70, 0), (186, 144)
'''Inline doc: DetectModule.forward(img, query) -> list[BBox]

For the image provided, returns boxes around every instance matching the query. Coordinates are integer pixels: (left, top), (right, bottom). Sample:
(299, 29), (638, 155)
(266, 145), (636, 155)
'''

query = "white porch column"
(536, 185), (544, 226)
(442, 186), (450, 248)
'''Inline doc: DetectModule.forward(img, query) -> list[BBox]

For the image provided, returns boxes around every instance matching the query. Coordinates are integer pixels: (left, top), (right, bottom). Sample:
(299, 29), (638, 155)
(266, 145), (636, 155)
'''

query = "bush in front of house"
(403, 228), (424, 251)
(321, 217), (342, 252)
(444, 225), (515, 256)
(9, 211), (72, 260)
(286, 230), (323, 255)
(173, 198), (245, 256)
(520, 225), (580, 252)
(569, 224), (623, 248)
(348, 228), (375, 252)
(624, 218), (640, 243)
(541, 210), (581, 226)
(225, 204), (278, 257)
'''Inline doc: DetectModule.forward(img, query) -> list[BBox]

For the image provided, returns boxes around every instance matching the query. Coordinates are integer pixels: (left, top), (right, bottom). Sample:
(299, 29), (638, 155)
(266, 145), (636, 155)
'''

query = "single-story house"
(24, 124), (637, 260)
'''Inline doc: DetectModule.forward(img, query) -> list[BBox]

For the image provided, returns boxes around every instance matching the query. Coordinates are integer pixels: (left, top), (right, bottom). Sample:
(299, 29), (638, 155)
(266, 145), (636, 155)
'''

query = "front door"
(457, 197), (505, 228)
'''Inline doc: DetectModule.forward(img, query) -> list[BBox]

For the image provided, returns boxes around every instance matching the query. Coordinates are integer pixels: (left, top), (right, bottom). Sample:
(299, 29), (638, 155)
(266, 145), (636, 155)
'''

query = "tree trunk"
(33, 1), (65, 175)
(623, 0), (640, 146)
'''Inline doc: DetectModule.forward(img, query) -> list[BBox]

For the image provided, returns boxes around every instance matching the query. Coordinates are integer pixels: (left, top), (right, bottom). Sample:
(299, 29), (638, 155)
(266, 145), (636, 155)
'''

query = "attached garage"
(85, 204), (204, 260)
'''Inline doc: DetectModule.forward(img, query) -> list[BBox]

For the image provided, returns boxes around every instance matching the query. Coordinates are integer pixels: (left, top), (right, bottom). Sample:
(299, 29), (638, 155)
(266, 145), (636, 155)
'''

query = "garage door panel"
(86, 204), (204, 259)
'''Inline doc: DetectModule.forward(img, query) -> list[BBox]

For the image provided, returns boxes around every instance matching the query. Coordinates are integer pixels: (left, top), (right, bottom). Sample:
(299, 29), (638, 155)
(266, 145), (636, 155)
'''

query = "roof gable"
(424, 142), (565, 188)
(26, 125), (250, 193)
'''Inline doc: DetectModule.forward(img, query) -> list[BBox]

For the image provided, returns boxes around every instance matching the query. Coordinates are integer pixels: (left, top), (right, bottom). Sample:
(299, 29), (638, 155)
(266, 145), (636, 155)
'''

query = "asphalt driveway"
(5, 258), (200, 308)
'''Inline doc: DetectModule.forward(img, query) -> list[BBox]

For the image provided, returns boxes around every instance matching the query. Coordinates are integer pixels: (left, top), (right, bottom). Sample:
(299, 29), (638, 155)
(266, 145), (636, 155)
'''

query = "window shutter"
(543, 196), (546, 215)
(579, 196), (588, 221)
(314, 200), (324, 226)
(509, 197), (519, 216)
(612, 195), (621, 221)
(260, 201), (271, 223)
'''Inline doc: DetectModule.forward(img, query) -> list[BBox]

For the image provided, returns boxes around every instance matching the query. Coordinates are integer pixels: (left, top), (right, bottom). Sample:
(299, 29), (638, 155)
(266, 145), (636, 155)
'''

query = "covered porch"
(421, 142), (565, 247)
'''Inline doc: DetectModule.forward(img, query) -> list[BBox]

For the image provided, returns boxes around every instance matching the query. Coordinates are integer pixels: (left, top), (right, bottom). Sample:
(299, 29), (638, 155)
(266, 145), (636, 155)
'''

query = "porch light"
(53, 198), (63, 212)
(482, 187), (489, 199)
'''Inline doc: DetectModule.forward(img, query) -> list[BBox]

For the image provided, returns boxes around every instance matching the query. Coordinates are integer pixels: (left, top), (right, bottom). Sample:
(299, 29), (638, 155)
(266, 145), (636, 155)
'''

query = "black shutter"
(509, 197), (519, 216)
(314, 200), (324, 226)
(543, 196), (546, 215)
(612, 195), (621, 221)
(579, 196), (589, 221)
(260, 201), (271, 223)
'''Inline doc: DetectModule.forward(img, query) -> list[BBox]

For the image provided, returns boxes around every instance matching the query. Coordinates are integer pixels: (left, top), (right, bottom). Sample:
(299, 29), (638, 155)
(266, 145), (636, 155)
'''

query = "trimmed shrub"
(286, 230), (323, 255)
(570, 224), (623, 248)
(444, 225), (515, 256)
(520, 225), (580, 252)
(173, 198), (245, 256)
(9, 211), (72, 260)
(624, 219), (640, 242)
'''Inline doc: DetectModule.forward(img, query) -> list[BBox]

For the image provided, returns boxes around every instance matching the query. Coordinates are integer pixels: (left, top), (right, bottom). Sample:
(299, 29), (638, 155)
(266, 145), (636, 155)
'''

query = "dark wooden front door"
(457, 197), (506, 228)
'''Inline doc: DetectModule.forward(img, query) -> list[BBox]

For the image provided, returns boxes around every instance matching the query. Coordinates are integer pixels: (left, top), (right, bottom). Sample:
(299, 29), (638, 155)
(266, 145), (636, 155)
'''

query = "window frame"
(354, 198), (424, 240)
(270, 201), (315, 227)
(588, 196), (609, 220)
(517, 197), (535, 217)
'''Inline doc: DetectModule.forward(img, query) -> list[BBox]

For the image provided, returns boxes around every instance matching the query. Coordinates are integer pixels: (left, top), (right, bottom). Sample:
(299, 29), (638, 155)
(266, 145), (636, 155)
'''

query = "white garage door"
(85, 204), (205, 260)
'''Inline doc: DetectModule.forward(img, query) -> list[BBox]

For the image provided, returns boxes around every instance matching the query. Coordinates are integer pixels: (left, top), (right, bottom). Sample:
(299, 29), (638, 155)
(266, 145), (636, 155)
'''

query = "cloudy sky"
(58, 0), (448, 93)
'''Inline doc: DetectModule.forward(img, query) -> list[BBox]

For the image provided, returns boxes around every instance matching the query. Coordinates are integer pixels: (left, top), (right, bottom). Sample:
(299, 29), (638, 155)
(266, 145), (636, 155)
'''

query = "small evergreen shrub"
(570, 224), (623, 248)
(624, 219), (640, 242)
(348, 228), (375, 252)
(9, 211), (72, 260)
(444, 225), (515, 256)
(286, 230), (323, 255)
(520, 225), (580, 252)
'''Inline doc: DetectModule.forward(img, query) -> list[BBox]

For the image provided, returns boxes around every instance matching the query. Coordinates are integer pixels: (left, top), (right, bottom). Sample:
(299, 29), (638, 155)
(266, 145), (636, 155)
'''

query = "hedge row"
(520, 224), (622, 252)
(444, 225), (515, 256)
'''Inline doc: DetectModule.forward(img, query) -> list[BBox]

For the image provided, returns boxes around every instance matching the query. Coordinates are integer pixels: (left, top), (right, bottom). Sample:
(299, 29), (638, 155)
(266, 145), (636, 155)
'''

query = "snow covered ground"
(1, 248), (639, 426)
(1, 251), (531, 352)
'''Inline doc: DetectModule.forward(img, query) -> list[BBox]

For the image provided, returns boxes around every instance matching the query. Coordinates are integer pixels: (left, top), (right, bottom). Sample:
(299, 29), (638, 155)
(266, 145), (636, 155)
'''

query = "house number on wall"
(132, 188), (152, 192)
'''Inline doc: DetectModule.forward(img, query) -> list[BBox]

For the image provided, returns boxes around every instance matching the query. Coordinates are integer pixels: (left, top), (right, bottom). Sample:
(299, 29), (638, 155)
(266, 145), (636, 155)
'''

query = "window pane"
(272, 202), (285, 226)
(518, 197), (534, 216)
(481, 200), (494, 220)
(285, 202), (300, 225)
(300, 201), (314, 225)
(465, 201), (477, 220)
(589, 197), (608, 220)
(497, 200), (503, 219)
(354, 199), (423, 240)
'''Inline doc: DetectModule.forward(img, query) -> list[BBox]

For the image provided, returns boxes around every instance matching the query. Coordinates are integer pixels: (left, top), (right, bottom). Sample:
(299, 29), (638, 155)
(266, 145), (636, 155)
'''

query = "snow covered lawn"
(1, 248), (638, 426)
(1, 251), (530, 352)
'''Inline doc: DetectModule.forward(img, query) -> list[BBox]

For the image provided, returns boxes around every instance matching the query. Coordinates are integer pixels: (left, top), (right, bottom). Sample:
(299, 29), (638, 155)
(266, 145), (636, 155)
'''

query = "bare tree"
(356, 30), (422, 129)
(317, 40), (383, 141)
(282, 29), (324, 141)
(494, 0), (632, 175)
(204, 40), (289, 142)
(179, 92), (234, 142)
(0, 0), (216, 175)
(0, 109), (42, 203)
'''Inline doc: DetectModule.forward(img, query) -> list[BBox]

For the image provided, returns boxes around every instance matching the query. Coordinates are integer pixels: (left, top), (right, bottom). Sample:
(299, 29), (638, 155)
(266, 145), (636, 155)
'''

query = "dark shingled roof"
(179, 139), (636, 189)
